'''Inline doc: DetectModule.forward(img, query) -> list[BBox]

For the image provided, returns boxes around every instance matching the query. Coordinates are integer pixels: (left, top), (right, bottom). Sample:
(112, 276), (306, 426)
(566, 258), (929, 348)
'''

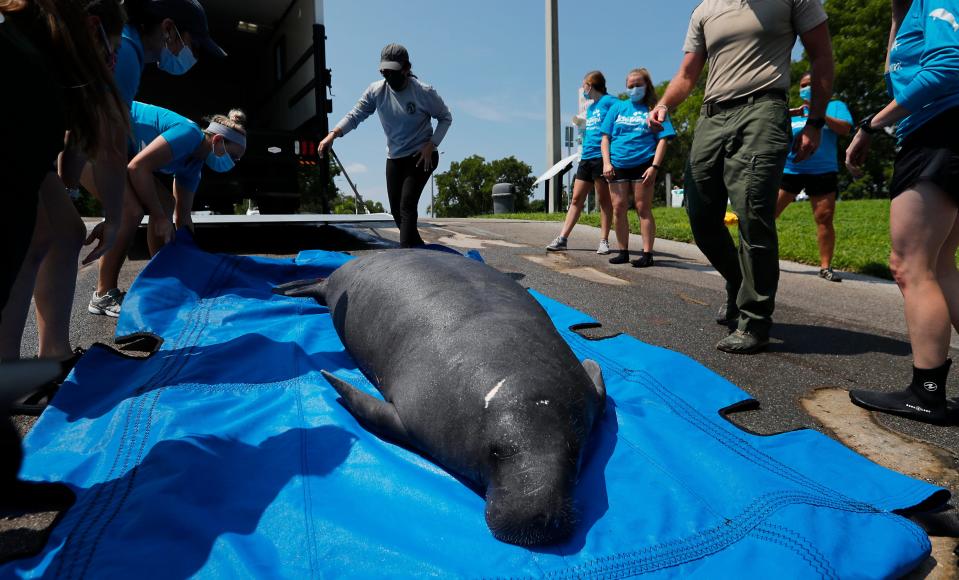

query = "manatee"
(276, 249), (606, 545)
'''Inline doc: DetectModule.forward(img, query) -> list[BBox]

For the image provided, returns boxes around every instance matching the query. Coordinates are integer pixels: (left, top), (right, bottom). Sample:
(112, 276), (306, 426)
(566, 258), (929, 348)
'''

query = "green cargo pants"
(684, 96), (791, 336)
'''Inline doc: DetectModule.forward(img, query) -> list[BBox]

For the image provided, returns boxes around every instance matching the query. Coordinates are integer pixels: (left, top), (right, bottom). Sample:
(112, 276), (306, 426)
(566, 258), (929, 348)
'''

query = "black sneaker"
(716, 329), (769, 354)
(819, 267), (842, 282)
(608, 251), (629, 265)
(850, 360), (951, 425)
(631, 252), (654, 268)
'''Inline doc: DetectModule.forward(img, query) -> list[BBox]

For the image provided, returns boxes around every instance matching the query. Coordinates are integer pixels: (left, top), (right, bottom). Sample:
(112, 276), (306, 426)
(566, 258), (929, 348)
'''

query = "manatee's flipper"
(273, 278), (328, 305)
(582, 359), (606, 409)
(320, 370), (412, 446)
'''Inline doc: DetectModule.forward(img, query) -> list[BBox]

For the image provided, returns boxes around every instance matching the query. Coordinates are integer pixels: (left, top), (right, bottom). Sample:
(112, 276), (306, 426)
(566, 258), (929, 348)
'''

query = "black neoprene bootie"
(850, 359), (951, 425)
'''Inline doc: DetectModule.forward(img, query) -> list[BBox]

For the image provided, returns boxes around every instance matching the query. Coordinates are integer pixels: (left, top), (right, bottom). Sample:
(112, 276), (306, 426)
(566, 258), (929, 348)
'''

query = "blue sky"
(327, 1), (781, 213)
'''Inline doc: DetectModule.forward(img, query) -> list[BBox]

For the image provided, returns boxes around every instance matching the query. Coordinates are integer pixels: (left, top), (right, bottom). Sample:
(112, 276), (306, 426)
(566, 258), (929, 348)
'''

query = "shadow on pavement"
(769, 322), (911, 356)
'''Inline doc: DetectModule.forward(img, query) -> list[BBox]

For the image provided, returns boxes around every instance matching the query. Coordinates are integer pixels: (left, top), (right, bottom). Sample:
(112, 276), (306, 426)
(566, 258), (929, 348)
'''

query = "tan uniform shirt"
(683, 0), (827, 103)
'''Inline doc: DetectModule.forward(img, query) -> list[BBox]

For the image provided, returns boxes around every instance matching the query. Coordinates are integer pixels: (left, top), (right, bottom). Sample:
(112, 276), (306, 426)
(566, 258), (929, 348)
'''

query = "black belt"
(702, 89), (787, 117)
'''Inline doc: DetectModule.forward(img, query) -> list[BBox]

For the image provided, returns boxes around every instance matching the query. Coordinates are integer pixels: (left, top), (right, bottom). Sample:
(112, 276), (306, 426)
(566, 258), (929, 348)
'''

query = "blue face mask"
(582, 87), (592, 101)
(799, 86), (811, 102)
(627, 86), (646, 103)
(205, 140), (236, 173)
(158, 26), (197, 76)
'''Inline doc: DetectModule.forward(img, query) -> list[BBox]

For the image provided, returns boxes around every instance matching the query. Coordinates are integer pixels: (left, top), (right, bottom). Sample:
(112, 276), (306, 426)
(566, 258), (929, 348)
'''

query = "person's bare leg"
(811, 192), (837, 270)
(889, 182), (958, 369)
(558, 179), (593, 239)
(634, 179), (656, 253)
(147, 178), (174, 256)
(96, 181), (144, 294)
(775, 189), (795, 219)
(33, 176), (85, 360)
(935, 215), (959, 335)
(0, 173), (57, 360)
(595, 178), (613, 242)
(610, 183), (631, 251)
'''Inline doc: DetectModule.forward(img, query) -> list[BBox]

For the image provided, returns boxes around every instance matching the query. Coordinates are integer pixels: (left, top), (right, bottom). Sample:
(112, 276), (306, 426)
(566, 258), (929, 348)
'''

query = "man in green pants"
(650, 0), (834, 354)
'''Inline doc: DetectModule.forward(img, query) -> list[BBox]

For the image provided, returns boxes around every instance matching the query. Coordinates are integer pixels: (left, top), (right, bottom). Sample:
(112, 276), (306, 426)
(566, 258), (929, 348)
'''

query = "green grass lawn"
(478, 199), (923, 279)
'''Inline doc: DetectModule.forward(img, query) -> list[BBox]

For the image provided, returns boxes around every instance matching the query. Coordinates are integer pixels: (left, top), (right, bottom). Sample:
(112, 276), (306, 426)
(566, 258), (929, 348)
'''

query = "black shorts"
(890, 107), (959, 205)
(609, 160), (653, 183)
(780, 172), (838, 196)
(575, 158), (605, 183)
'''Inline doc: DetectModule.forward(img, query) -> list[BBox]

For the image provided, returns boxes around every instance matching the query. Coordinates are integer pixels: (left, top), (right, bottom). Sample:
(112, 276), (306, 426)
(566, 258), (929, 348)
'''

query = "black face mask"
(382, 71), (408, 92)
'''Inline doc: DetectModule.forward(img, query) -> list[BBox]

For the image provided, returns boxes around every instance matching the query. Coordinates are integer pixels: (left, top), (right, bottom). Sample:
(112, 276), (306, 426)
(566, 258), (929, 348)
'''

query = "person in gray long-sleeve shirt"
(320, 43), (452, 247)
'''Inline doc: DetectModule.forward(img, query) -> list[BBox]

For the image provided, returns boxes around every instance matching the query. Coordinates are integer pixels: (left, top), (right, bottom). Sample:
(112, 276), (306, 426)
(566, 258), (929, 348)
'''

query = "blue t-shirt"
(131, 101), (205, 192)
(581, 95), (618, 160)
(784, 100), (854, 175)
(600, 100), (676, 169)
(889, 0), (959, 139)
(115, 25), (145, 109)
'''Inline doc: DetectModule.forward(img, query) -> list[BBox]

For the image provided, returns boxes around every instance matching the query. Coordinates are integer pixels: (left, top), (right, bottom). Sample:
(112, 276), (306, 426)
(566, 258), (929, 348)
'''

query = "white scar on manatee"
(485, 380), (506, 409)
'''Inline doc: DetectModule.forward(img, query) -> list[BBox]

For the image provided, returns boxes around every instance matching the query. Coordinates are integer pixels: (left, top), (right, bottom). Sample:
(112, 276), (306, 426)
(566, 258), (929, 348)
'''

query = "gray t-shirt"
(684, 0), (827, 103)
(334, 78), (453, 159)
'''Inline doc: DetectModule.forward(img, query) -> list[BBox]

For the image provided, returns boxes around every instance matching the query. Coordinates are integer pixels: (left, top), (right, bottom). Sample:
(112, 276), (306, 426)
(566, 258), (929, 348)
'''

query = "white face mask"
(205, 139), (235, 173)
(158, 26), (197, 76)
(628, 86), (646, 103)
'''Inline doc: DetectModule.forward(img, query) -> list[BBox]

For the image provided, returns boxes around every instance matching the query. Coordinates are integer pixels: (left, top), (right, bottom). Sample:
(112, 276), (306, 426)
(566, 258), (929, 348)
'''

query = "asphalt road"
(5, 217), (958, 574)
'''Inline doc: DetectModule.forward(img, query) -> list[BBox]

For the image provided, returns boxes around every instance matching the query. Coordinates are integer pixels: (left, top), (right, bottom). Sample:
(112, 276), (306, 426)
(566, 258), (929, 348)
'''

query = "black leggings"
(385, 150), (438, 248)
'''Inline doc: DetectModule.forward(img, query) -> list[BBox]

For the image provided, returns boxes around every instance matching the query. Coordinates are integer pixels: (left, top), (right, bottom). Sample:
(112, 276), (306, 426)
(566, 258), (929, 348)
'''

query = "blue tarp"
(6, 231), (946, 578)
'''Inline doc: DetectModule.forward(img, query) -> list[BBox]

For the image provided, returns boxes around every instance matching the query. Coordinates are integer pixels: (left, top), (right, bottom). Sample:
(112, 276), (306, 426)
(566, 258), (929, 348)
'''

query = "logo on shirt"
(930, 8), (959, 32)
(615, 110), (650, 130)
(585, 108), (604, 129)
(406, 102), (417, 115)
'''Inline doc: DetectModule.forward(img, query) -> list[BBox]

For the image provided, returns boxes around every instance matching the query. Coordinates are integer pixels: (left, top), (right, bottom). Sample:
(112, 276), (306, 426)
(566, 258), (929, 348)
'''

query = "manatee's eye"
(490, 443), (518, 460)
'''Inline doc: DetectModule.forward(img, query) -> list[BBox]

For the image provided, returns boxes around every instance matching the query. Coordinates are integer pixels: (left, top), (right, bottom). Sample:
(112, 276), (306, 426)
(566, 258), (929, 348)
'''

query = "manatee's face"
(483, 405), (587, 546)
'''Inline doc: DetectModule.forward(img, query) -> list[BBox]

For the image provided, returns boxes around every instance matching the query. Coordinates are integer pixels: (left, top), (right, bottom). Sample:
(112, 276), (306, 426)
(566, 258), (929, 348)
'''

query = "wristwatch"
(857, 113), (880, 135)
(806, 117), (826, 129)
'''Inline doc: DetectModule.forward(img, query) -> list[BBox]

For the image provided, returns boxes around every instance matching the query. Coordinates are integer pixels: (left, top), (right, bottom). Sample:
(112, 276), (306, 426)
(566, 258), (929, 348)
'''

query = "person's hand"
(152, 216), (176, 247)
(415, 141), (436, 172)
(176, 212), (195, 234)
(571, 114), (586, 128)
(317, 132), (336, 158)
(603, 162), (616, 180)
(845, 129), (871, 178)
(648, 104), (668, 131)
(81, 219), (119, 265)
(792, 126), (821, 163)
(642, 165), (658, 185)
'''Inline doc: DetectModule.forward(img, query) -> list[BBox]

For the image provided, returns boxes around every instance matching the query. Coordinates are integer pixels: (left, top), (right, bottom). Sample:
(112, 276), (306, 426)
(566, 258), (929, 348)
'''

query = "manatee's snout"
(484, 464), (576, 546)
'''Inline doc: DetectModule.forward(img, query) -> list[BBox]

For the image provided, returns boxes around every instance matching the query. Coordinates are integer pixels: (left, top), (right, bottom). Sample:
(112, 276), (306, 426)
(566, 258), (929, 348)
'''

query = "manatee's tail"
(272, 277), (328, 305)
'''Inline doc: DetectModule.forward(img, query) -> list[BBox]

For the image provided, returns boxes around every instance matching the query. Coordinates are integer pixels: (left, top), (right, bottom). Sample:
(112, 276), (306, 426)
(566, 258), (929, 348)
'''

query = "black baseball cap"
(150, 0), (227, 58)
(379, 43), (409, 71)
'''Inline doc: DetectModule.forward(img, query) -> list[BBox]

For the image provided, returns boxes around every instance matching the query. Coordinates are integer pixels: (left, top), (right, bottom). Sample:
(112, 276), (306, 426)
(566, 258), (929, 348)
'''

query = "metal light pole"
(545, 0), (561, 214)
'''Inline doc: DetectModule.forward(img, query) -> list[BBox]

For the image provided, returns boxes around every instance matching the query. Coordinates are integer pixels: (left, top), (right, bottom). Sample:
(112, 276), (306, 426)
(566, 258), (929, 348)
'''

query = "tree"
(298, 158), (340, 213)
(434, 155), (536, 217)
(793, 0), (894, 198)
(331, 195), (384, 215)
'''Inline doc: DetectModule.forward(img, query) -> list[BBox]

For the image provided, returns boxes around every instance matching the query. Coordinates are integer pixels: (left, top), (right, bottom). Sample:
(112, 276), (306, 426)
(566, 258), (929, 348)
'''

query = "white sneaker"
(546, 236), (568, 251)
(88, 288), (124, 318)
(596, 239), (611, 255)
